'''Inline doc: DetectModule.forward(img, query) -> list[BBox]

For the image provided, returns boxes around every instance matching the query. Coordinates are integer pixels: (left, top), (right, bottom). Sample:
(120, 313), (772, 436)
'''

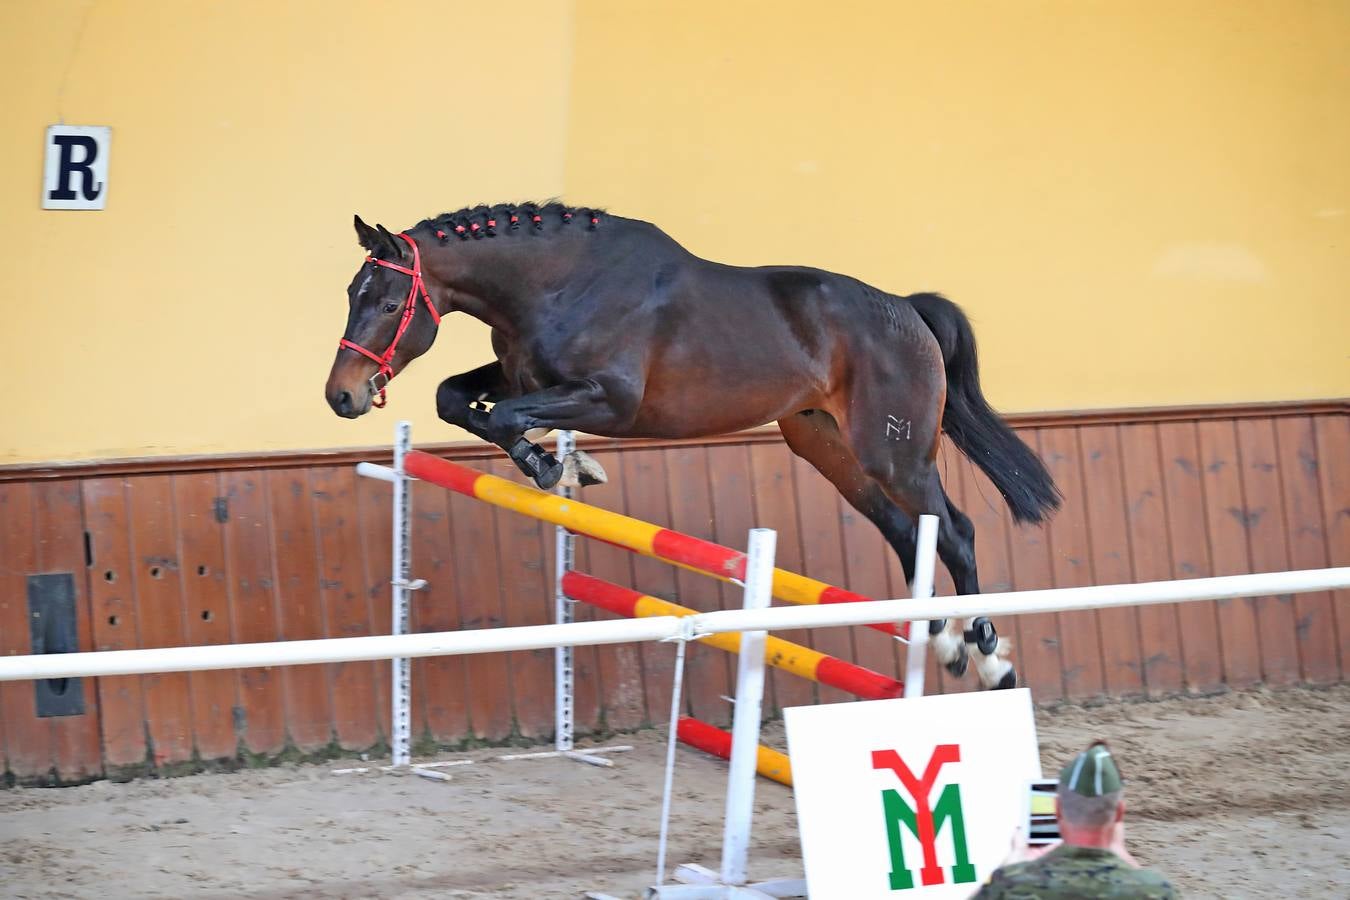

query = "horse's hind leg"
(828, 385), (1017, 689)
(779, 411), (996, 684)
(779, 411), (919, 581)
(933, 486), (1016, 689)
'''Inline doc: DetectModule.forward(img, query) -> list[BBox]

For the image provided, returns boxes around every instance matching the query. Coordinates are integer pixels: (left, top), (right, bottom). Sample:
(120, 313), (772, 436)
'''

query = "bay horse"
(325, 202), (1061, 689)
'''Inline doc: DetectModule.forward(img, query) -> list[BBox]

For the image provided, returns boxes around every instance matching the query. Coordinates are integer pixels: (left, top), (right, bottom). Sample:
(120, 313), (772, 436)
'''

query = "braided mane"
(412, 201), (604, 241)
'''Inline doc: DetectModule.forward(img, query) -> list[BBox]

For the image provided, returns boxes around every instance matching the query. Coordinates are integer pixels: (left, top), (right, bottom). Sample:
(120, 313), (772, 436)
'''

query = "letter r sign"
(43, 125), (111, 210)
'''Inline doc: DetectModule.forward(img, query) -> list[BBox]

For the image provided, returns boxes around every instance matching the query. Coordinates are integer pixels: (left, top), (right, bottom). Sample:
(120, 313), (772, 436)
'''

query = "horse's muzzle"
(327, 387), (370, 419)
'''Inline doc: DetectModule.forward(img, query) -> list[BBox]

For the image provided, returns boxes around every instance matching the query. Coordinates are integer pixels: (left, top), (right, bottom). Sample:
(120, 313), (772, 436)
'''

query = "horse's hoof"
(974, 643), (1016, 690)
(944, 642), (969, 678)
(558, 451), (608, 488)
(995, 667), (1018, 690)
(533, 459), (565, 490)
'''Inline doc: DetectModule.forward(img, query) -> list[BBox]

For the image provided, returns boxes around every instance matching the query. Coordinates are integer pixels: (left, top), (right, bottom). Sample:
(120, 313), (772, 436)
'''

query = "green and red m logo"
(872, 744), (976, 891)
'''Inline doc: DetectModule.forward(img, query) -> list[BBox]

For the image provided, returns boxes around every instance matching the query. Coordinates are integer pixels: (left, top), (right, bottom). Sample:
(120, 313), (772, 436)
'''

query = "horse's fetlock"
(963, 617), (999, 656)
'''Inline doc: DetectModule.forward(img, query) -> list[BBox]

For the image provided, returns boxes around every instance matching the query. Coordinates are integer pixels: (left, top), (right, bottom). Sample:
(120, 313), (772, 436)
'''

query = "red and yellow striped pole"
(564, 572), (903, 700)
(404, 451), (902, 636)
(676, 717), (793, 786)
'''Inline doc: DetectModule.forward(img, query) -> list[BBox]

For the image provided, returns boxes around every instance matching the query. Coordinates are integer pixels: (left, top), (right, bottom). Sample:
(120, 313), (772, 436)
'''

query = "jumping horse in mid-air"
(325, 202), (1061, 689)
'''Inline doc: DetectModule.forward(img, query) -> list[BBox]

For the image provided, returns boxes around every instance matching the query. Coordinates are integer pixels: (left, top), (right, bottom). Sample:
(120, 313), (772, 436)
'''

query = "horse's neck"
(439, 238), (578, 336)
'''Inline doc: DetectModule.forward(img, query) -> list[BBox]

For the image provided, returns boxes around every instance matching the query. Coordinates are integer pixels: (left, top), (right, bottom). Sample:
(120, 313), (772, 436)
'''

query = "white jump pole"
(653, 529), (805, 898)
(720, 527), (777, 886)
(555, 429), (577, 756)
(390, 420), (414, 768)
(3, 577), (1347, 682)
(349, 422), (450, 781)
(903, 514), (940, 698)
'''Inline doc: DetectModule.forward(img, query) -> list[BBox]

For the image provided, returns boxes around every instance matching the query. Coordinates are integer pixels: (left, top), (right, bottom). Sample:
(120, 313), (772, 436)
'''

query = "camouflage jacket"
(972, 845), (1179, 899)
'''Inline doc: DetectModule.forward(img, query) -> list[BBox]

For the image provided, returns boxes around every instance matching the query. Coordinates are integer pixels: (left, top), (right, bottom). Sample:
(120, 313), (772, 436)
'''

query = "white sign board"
(43, 125), (111, 210)
(785, 689), (1040, 900)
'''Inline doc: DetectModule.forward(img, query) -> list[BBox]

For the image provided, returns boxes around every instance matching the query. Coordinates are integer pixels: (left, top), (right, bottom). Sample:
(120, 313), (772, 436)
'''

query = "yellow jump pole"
(676, 717), (793, 787)
(403, 451), (902, 637)
(563, 572), (904, 700)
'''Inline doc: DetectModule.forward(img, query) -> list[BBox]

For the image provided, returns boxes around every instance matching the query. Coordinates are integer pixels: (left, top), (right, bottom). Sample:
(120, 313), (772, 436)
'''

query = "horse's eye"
(383, 302), (399, 314)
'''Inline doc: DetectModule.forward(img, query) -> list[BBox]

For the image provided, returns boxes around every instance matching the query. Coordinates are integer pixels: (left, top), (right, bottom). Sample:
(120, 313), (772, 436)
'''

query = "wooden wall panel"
(1040, 428), (1107, 698)
(267, 468), (331, 752)
(664, 445), (733, 724)
(704, 443), (759, 725)
(1005, 430), (1066, 700)
(0, 483), (54, 780)
(408, 477), (471, 746)
(355, 474), (394, 742)
(1274, 417), (1339, 683)
(443, 460), (514, 740)
(837, 470), (903, 689)
(125, 476), (194, 767)
(1, 405), (1345, 782)
(1077, 426), (1145, 696)
(1118, 425), (1184, 695)
(1313, 416), (1349, 680)
(82, 478), (148, 769)
(748, 442), (816, 713)
(790, 455), (855, 704)
(622, 448), (680, 724)
(171, 473), (238, 761)
(1155, 423), (1224, 691)
(576, 449), (645, 730)
(487, 457), (554, 739)
(32, 480), (103, 781)
(1235, 419), (1302, 685)
(1195, 421), (1264, 687)
(220, 471), (286, 755)
(310, 467), (381, 750)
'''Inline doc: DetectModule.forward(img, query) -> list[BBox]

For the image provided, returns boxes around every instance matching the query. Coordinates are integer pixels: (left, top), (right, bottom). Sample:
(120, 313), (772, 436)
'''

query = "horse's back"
(556, 219), (943, 434)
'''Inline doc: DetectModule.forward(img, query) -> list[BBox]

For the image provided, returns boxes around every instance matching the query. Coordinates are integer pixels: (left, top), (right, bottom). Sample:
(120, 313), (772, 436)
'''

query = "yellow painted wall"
(566, 0), (1350, 415)
(0, 0), (573, 464)
(3, 0), (1347, 465)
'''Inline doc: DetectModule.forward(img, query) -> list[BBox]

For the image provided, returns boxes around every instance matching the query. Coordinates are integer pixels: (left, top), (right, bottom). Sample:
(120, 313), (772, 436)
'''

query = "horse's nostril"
(337, 391), (354, 415)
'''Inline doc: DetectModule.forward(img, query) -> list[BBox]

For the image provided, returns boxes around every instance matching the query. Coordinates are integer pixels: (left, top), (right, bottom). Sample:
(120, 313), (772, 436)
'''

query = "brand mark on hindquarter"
(885, 415), (912, 441)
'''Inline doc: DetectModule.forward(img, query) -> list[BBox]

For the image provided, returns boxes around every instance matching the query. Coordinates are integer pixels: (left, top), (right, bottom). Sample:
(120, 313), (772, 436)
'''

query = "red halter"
(338, 232), (441, 408)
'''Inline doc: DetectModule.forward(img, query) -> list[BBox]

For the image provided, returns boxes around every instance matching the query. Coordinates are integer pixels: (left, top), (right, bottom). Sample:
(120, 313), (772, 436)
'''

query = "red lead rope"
(337, 233), (441, 408)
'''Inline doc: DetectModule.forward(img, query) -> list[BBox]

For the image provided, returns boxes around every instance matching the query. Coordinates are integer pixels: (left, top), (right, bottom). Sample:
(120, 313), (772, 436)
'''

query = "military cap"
(1059, 740), (1122, 796)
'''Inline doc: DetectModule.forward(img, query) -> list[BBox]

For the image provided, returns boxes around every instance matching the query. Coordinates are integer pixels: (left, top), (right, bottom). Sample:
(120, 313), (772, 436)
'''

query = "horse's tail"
(906, 292), (1062, 524)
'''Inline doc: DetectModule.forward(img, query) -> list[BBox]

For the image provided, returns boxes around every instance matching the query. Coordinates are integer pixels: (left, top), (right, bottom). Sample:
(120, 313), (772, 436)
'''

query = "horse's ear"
(354, 214), (402, 259)
(375, 223), (409, 260)
(354, 214), (381, 252)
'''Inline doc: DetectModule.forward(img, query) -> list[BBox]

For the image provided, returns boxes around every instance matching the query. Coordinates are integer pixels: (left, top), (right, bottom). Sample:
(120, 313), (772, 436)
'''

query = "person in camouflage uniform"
(973, 741), (1178, 899)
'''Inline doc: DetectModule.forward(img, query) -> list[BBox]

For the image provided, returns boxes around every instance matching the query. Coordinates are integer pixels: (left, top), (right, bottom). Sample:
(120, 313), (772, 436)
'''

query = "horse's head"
(325, 216), (443, 417)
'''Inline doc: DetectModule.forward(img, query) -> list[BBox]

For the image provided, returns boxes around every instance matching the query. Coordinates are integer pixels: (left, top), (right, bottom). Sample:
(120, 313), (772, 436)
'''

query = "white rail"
(0, 568), (1345, 682)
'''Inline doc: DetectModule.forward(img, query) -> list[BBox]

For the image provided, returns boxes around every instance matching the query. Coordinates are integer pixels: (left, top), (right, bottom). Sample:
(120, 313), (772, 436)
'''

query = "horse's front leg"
(486, 378), (634, 490)
(435, 363), (510, 444)
(436, 363), (572, 485)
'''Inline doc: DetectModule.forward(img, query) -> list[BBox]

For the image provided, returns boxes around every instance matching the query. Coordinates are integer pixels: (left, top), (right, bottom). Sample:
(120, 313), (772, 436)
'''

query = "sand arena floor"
(2, 684), (1347, 899)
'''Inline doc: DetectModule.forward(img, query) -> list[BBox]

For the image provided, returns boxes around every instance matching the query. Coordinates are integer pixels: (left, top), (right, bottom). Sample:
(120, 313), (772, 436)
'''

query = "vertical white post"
(391, 420), (413, 767)
(903, 514), (940, 699)
(654, 635), (689, 887)
(720, 527), (777, 887)
(554, 430), (576, 754)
